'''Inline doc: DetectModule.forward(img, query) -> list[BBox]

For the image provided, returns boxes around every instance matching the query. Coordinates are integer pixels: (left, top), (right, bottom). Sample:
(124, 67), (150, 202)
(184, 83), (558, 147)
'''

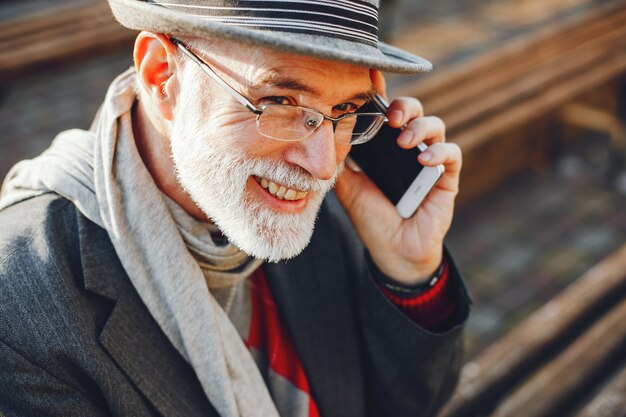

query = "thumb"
(334, 158), (395, 224)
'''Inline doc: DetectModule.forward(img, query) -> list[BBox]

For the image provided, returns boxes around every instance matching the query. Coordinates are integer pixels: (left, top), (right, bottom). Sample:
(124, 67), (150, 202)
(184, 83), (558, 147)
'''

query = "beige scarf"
(0, 69), (278, 417)
(162, 194), (262, 290)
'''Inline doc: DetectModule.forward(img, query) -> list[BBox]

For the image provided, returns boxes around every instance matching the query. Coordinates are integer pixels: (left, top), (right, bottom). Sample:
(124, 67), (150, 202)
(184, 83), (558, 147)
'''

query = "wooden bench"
(437, 244), (626, 417)
(0, 1), (135, 77)
(392, 0), (626, 206)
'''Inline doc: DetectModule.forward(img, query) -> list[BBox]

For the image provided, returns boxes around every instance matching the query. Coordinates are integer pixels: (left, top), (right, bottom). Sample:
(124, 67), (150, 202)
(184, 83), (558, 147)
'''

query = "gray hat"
(107, 0), (432, 74)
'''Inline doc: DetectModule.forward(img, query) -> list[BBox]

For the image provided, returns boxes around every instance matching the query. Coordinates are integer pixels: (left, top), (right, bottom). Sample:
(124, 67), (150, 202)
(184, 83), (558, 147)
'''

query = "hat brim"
(108, 0), (432, 74)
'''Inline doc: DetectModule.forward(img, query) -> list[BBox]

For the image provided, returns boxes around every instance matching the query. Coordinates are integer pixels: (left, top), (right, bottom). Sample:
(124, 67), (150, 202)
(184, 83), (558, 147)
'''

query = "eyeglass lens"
(256, 105), (385, 145)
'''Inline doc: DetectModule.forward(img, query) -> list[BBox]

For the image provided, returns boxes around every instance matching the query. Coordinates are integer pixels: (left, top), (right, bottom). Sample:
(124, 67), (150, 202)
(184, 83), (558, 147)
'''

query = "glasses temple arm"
(170, 38), (260, 113)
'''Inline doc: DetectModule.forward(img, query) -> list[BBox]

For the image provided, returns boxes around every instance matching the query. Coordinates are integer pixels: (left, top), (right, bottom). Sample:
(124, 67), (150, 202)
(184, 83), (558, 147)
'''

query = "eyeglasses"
(170, 38), (387, 145)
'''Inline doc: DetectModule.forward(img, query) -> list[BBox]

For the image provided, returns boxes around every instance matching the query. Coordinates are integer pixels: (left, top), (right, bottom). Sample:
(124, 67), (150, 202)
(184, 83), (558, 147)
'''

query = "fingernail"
(389, 110), (403, 124)
(398, 130), (414, 145)
(419, 151), (432, 162)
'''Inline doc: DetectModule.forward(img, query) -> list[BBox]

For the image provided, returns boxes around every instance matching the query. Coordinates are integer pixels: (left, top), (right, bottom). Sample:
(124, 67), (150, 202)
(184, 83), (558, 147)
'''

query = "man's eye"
(262, 96), (291, 105)
(334, 102), (358, 113)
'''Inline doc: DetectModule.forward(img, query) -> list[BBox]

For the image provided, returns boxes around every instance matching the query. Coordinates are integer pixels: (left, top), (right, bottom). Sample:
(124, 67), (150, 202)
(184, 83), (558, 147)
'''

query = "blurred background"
(1, 0), (625, 416)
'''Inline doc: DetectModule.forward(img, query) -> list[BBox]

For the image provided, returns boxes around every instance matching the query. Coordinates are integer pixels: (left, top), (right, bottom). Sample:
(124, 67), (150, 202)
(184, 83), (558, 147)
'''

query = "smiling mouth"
(252, 176), (309, 201)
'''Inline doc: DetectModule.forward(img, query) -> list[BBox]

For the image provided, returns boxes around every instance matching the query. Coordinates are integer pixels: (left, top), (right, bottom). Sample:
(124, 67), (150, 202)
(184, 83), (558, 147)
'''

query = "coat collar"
(78, 215), (218, 417)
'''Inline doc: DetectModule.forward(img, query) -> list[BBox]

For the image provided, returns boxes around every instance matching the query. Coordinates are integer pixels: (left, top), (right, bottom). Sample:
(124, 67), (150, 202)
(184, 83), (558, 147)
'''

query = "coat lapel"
(264, 201), (366, 417)
(77, 217), (217, 417)
(75, 197), (365, 417)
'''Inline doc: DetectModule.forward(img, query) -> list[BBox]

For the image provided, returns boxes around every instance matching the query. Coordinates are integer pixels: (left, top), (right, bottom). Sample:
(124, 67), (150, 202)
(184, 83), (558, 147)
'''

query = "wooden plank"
(422, 6), (626, 113)
(489, 295), (626, 417)
(0, 13), (116, 53)
(454, 118), (550, 207)
(451, 53), (626, 152)
(389, 0), (617, 74)
(450, 56), (626, 205)
(0, 22), (134, 74)
(398, 0), (626, 100)
(0, 2), (135, 75)
(0, 2), (114, 46)
(436, 245), (626, 417)
(572, 364), (626, 417)
(441, 27), (626, 131)
(0, 2), (109, 39)
(425, 19), (626, 121)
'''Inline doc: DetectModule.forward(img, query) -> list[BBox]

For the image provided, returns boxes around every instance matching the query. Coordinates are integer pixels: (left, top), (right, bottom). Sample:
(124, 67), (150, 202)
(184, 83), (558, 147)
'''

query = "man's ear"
(370, 69), (387, 101)
(134, 32), (179, 121)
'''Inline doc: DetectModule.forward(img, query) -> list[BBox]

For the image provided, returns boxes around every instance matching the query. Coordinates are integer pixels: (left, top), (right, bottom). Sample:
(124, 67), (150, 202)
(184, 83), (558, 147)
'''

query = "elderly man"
(0, 1), (471, 416)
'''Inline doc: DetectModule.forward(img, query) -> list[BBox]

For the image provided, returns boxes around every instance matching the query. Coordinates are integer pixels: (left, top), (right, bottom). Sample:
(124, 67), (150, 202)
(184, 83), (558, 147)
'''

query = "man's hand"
(334, 70), (462, 285)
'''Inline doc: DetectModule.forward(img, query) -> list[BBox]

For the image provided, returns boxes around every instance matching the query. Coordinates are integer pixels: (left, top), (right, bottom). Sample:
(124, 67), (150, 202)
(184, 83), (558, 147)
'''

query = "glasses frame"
(170, 38), (388, 145)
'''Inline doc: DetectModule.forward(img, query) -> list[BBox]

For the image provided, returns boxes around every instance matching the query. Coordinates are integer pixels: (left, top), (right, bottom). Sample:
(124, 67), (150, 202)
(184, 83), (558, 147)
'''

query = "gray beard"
(169, 122), (342, 262)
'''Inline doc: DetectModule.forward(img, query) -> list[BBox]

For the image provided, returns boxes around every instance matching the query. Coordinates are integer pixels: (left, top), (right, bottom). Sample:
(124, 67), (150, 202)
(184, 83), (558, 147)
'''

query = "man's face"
(168, 40), (373, 262)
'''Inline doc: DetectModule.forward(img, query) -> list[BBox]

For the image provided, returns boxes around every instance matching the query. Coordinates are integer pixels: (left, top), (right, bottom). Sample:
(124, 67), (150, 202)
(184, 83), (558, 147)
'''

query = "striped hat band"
(147, 0), (380, 47)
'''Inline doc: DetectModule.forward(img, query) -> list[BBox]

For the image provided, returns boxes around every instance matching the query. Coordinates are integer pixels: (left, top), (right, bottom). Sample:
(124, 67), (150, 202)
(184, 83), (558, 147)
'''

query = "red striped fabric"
(243, 262), (456, 416)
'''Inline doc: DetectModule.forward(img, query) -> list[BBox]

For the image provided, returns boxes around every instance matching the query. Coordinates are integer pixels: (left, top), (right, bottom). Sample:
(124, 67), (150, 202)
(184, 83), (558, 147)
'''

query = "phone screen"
(349, 98), (426, 205)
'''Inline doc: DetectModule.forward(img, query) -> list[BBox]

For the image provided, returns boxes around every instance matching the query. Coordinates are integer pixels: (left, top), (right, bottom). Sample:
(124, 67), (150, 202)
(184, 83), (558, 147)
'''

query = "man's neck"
(132, 99), (209, 222)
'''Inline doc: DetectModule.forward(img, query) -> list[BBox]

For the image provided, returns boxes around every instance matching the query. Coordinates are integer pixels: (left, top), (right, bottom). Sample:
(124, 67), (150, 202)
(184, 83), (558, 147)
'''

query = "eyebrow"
(254, 72), (378, 104)
(255, 72), (319, 95)
(352, 87), (377, 103)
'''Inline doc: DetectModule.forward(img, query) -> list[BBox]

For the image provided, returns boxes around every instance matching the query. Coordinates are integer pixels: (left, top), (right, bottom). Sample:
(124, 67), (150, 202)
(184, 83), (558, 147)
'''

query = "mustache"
(249, 159), (344, 193)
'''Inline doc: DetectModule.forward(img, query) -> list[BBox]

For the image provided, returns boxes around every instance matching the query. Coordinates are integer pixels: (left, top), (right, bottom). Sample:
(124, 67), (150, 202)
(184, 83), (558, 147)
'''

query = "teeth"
(253, 176), (308, 201)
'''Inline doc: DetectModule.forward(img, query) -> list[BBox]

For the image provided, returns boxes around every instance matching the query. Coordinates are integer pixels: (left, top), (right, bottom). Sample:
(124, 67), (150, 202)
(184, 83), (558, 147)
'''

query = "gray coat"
(0, 192), (471, 417)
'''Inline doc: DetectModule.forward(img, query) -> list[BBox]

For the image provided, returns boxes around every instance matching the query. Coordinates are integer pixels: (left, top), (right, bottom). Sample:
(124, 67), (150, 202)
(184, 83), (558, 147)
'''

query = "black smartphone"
(348, 95), (443, 218)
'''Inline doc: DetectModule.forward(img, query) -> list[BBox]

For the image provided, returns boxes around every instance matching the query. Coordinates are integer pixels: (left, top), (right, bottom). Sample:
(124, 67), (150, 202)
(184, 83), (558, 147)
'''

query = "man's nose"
(297, 120), (339, 181)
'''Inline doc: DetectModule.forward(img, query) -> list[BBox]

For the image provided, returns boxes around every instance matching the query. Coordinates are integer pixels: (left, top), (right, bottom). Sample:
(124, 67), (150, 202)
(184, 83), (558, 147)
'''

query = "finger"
(397, 116), (446, 149)
(335, 159), (399, 232)
(369, 69), (387, 101)
(418, 144), (462, 196)
(336, 158), (389, 211)
(386, 97), (424, 128)
(418, 143), (463, 193)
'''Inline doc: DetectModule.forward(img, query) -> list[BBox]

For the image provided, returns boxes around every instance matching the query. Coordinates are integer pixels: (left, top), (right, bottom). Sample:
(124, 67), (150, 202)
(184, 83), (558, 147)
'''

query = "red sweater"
(241, 260), (456, 416)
